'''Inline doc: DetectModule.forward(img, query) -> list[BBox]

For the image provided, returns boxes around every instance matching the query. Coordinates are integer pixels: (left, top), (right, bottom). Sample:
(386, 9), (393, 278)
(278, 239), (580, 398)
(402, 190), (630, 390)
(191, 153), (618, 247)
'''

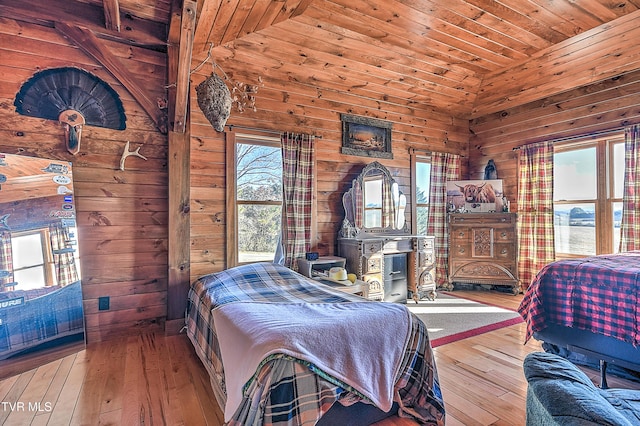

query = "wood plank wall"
(469, 69), (640, 212)
(188, 70), (471, 280)
(0, 17), (169, 343)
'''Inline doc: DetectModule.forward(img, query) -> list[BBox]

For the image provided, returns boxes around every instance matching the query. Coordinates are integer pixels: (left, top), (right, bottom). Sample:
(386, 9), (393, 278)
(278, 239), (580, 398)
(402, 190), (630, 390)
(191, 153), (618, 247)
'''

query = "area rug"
(407, 292), (523, 348)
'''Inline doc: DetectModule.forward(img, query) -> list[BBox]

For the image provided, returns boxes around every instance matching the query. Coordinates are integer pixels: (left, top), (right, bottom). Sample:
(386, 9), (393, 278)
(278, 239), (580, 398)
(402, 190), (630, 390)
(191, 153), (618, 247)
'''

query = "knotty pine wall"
(188, 70), (471, 280)
(469, 69), (640, 213)
(0, 18), (169, 342)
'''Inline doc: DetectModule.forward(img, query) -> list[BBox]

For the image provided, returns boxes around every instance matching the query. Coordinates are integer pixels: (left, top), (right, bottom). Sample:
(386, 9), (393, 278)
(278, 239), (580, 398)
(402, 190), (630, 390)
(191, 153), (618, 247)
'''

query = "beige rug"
(407, 292), (523, 347)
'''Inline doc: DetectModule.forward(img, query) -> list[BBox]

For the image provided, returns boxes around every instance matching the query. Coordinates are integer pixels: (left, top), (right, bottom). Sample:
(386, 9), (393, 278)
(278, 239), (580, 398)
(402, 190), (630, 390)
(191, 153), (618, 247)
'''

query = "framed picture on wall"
(446, 179), (505, 213)
(340, 114), (393, 159)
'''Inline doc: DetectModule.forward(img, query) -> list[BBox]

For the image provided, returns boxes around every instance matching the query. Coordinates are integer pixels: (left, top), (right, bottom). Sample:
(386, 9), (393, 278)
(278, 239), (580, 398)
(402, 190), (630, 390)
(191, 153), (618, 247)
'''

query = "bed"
(518, 251), (640, 387)
(0, 280), (85, 360)
(185, 262), (445, 425)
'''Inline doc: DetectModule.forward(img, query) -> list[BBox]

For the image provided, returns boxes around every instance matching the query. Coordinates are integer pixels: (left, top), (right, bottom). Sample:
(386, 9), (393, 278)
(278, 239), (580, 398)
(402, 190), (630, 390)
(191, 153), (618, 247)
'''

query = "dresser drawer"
(416, 237), (434, 251)
(450, 213), (515, 225)
(494, 243), (517, 260)
(362, 240), (383, 255)
(450, 227), (470, 241)
(494, 229), (516, 242)
(450, 242), (470, 258)
(383, 238), (413, 252)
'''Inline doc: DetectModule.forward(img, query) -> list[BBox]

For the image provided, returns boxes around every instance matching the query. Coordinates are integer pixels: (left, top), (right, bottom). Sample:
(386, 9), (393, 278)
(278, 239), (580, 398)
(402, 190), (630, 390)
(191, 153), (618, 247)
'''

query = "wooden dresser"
(338, 234), (436, 302)
(447, 213), (520, 294)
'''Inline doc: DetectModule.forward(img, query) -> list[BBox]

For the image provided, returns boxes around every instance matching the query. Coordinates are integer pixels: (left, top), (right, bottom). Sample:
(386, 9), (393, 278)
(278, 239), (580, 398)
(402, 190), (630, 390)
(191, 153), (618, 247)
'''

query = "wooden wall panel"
(188, 70), (470, 282)
(0, 19), (168, 343)
(469, 69), (640, 213)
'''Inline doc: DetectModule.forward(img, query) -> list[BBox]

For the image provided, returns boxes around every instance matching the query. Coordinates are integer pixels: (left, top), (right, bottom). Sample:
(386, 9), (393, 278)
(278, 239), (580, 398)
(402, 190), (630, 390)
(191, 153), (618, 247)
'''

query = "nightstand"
(297, 256), (369, 299)
(297, 256), (347, 279)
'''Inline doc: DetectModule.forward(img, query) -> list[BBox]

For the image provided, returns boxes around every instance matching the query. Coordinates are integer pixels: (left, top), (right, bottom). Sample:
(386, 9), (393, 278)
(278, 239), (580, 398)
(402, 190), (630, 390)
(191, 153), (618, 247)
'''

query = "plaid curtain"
(382, 176), (395, 228)
(620, 125), (640, 252)
(353, 180), (363, 228)
(0, 231), (13, 287)
(426, 152), (461, 287)
(49, 223), (80, 286)
(517, 141), (555, 288)
(281, 132), (315, 270)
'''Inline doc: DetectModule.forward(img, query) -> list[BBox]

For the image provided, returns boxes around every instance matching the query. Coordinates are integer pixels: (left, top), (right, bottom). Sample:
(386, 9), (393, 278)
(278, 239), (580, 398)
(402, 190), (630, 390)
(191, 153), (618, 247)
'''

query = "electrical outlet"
(98, 296), (110, 311)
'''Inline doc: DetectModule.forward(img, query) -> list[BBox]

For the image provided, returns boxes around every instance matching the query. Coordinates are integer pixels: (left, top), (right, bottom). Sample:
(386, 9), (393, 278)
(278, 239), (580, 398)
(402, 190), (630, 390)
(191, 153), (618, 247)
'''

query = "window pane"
(237, 143), (282, 202)
(238, 204), (282, 263)
(364, 209), (382, 228)
(364, 179), (382, 208)
(613, 201), (622, 253)
(554, 203), (596, 255)
(416, 206), (429, 235)
(13, 266), (46, 291)
(613, 142), (625, 199)
(12, 233), (44, 269)
(554, 147), (596, 201)
(416, 162), (431, 204)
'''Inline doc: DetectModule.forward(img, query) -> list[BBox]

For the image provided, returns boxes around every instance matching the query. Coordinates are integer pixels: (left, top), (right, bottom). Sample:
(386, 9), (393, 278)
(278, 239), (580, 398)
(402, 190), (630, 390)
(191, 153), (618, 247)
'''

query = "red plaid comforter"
(518, 251), (640, 345)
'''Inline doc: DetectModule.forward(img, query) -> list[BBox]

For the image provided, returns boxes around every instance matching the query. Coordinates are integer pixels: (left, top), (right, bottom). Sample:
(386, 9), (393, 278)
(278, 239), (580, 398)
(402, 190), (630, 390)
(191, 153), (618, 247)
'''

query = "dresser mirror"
(0, 153), (85, 379)
(338, 162), (436, 303)
(341, 161), (408, 237)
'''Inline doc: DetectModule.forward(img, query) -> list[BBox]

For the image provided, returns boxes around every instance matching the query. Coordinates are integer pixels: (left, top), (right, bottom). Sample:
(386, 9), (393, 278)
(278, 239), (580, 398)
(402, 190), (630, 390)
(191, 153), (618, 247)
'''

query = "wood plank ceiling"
(86, 0), (640, 119)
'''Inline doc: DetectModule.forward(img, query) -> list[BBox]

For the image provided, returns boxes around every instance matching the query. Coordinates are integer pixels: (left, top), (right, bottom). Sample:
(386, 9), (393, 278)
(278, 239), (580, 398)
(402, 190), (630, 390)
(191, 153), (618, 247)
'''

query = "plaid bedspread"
(186, 262), (445, 425)
(518, 251), (640, 346)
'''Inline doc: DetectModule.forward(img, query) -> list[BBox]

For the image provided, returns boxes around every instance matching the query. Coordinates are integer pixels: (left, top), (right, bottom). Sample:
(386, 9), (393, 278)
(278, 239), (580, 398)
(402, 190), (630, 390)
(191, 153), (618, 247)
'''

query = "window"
(11, 229), (53, 290)
(363, 177), (383, 228)
(553, 135), (624, 257)
(228, 133), (283, 265)
(415, 160), (431, 235)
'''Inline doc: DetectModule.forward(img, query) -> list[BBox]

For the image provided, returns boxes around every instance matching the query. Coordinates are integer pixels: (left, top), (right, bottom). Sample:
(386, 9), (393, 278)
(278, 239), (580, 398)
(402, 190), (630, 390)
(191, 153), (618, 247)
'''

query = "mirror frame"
(340, 161), (409, 238)
(0, 153), (85, 379)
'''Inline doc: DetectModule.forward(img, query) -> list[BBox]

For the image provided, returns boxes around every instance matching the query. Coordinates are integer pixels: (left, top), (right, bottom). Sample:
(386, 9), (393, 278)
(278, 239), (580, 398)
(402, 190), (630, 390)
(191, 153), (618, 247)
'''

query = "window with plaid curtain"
(620, 124), (640, 252)
(426, 152), (460, 288)
(517, 141), (555, 288)
(280, 132), (315, 270)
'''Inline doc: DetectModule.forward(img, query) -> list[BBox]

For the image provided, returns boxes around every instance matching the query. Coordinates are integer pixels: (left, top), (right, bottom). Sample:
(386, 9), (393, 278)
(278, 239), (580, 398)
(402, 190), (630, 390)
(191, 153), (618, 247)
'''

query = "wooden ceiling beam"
(171, 0), (197, 133)
(55, 22), (167, 133)
(0, 0), (166, 52)
(102, 0), (122, 32)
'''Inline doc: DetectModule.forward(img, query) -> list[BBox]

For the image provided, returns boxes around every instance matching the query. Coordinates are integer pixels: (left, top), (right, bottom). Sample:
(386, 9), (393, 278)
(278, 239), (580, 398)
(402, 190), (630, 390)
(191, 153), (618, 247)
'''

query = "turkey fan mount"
(14, 67), (126, 155)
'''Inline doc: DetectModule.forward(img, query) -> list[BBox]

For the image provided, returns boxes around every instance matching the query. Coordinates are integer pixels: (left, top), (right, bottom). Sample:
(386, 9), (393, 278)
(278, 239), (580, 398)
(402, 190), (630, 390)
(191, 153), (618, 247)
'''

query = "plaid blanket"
(0, 281), (84, 360)
(186, 262), (445, 425)
(518, 252), (640, 345)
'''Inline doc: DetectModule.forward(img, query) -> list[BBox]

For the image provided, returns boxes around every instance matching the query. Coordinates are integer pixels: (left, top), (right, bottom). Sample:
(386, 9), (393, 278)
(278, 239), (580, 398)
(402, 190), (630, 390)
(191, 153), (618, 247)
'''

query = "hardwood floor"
(1, 290), (637, 425)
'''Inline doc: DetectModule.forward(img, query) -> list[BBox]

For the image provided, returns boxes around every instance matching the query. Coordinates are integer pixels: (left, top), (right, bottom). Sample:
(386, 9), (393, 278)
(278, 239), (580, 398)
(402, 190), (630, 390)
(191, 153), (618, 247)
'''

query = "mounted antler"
(119, 141), (147, 171)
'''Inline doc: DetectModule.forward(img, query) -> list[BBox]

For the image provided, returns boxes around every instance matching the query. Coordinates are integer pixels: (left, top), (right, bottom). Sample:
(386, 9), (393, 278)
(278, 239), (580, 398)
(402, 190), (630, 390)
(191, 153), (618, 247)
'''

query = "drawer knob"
(458, 231), (464, 237)
(501, 232), (507, 238)
(459, 248), (465, 254)
(501, 248), (507, 254)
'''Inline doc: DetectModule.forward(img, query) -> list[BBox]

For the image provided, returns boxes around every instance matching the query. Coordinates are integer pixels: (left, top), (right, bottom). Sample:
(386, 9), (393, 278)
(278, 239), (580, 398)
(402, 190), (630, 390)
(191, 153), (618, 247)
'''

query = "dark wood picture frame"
(341, 114), (393, 159)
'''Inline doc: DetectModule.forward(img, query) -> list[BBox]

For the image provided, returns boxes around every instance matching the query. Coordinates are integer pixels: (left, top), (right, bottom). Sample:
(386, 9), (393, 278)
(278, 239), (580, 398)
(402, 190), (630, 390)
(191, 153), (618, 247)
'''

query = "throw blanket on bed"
(186, 262), (446, 425)
(214, 301), (412, 422)
(519, 251), (640, 345)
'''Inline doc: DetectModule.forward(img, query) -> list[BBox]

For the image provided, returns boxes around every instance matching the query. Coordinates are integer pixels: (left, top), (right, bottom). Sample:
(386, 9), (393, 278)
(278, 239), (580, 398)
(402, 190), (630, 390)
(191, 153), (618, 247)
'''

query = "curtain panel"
(0, 231), (13, 288)
(620, 124), (640, 252)
(426, 152), (461, 288)
(517, 141), (555, 288)
(280, 132), (315, 270)
(49, 224), (80, 287)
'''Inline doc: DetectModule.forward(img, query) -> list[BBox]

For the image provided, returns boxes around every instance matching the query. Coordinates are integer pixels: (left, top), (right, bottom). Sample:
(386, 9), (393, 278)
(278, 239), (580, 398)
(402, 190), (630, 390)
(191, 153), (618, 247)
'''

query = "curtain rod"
(513, 126), (626, 151)
(227, 124), (322, 138)
(408, 147), (465, 158)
